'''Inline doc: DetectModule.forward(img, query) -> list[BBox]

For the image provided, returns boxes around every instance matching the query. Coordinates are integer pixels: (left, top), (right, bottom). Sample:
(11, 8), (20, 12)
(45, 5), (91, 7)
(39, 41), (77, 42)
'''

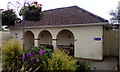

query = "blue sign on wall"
(94, 38), (101, 41)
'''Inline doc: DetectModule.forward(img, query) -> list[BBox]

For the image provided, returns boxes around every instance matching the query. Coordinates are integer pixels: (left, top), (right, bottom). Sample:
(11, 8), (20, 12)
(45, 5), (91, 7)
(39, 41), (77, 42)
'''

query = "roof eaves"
(11, 22), (108, 29)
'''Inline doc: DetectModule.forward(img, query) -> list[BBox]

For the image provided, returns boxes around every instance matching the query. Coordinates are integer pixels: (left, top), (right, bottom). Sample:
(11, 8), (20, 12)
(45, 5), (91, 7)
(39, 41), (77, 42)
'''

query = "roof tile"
(15, 6), (108, 27)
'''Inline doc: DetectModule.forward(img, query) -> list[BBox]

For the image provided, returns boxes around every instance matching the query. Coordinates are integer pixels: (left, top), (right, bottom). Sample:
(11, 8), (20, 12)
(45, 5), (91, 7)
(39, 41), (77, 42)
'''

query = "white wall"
(10, 29), (23, 43)
(10, 25), (103, 60)
(0, 31), (10, 44)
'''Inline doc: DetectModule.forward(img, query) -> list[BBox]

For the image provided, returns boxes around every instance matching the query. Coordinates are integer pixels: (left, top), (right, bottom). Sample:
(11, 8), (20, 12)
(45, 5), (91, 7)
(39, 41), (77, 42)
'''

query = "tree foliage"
(110, 8), (120, 24)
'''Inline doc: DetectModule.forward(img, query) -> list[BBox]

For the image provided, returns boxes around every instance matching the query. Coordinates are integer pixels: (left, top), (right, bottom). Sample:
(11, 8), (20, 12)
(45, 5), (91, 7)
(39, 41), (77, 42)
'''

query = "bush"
(21, 46), (52, 71)
(76, 60), (91, 72)
(2, 39), (23, 72)
(47, 49), (77, 71)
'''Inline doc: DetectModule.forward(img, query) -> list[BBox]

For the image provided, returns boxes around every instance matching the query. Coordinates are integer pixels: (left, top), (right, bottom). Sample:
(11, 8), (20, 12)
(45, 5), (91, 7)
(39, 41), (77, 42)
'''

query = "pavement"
(85, 57), (118, 70)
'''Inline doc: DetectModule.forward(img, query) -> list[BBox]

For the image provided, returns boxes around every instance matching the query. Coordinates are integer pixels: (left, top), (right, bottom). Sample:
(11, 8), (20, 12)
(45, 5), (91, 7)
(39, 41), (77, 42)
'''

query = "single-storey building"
(10, 6), (118, 60)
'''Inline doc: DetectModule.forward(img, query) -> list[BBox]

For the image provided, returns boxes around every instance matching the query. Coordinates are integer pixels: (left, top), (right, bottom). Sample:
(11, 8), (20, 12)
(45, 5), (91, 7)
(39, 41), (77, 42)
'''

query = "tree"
(110, 7), (120, 23)
(109, 8), (120, 29)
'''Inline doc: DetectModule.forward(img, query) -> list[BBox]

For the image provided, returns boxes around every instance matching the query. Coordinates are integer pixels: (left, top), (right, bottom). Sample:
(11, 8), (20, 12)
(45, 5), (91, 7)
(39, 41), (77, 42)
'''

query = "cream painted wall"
(10, 25), (103, 60)
(72, 26), (103, 60)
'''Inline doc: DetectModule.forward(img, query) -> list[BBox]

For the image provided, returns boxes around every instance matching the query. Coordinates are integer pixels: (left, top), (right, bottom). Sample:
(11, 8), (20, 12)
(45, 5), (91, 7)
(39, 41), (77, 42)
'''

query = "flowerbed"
(2, 39), (92, 72)
(21, 46), (52, 71)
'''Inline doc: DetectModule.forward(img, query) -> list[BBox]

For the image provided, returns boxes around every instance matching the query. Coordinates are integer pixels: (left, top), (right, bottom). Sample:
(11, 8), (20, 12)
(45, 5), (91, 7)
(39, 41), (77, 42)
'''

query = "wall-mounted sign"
(94, 38), (101, 41)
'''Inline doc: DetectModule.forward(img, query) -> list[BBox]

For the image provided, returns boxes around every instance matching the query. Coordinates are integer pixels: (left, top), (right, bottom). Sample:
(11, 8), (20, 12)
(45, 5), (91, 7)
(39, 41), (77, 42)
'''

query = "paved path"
(87, 57), (118, 70)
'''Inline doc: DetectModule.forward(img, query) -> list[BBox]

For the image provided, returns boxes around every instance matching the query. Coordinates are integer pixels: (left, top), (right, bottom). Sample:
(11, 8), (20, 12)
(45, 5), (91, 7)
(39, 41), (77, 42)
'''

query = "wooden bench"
(57, 45), (74, 56)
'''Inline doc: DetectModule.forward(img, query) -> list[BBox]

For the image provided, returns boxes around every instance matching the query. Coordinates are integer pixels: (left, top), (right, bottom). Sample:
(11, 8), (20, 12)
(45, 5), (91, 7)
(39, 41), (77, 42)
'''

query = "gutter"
(10, 22), (108, 29)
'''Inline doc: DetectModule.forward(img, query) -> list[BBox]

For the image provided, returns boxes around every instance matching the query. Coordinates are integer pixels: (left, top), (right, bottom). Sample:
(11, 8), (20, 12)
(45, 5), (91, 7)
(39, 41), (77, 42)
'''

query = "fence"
(104, 29), (119, 56)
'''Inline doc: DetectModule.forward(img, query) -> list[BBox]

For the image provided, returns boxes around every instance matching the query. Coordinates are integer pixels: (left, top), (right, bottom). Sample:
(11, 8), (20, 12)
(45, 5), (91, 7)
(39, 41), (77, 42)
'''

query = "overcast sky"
(0, 0), (119, 20)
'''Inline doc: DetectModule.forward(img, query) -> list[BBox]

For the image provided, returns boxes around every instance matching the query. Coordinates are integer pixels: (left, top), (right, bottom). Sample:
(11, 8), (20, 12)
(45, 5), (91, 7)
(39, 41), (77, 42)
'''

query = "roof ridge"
(43, 6), (78, 12)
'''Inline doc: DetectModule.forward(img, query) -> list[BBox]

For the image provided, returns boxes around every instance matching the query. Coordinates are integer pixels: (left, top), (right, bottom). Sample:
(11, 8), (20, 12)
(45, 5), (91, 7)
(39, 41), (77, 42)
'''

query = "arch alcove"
(57, 29), (75, 56)
(24, 31), (34, 49)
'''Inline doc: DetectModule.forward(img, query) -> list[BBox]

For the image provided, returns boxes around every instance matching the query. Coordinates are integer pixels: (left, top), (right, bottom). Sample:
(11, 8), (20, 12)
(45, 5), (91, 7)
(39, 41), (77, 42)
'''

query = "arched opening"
(38, 30), (53, 50)
(57, 29), (75, 56)
(25, 31), (34, 50)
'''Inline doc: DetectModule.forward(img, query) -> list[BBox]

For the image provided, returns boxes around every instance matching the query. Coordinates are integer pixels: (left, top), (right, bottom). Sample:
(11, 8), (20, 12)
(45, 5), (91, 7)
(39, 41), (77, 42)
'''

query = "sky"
(0, 0), (119, 20)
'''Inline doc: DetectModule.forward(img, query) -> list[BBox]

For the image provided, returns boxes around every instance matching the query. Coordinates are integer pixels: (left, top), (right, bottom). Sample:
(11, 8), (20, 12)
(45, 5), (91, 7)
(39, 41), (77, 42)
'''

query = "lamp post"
(7, 0), (32, 52)
(118, 1), (120, 71)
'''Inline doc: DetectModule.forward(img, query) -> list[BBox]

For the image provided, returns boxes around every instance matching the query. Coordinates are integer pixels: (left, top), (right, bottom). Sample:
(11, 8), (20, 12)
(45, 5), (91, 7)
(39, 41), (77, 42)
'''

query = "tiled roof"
(15, 6), (108, 27)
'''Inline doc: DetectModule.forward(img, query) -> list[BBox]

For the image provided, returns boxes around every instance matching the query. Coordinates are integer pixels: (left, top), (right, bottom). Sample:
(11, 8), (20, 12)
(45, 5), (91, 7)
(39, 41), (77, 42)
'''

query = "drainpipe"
(0, 14), (1, 31)
(118, 1), (120, 71)
(118, 24), (120, 71)
(22, 2), (25, 52)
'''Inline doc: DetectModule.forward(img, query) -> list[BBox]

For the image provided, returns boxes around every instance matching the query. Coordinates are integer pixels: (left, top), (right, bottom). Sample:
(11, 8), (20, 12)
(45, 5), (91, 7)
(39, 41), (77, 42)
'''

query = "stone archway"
(25, 31), (34, 49)
(57, 29), (75, 56)
(38, 30), (53, 50)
